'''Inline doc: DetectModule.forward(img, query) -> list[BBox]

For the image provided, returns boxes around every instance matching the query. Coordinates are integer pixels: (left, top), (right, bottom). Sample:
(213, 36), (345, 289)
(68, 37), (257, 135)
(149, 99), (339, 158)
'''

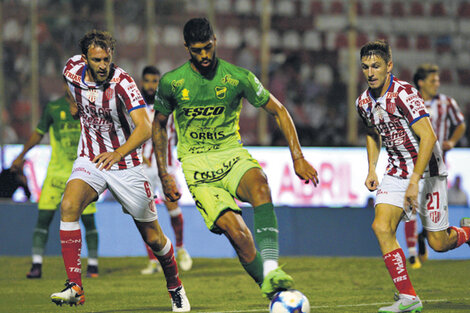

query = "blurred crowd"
(2, 0), (470, 147)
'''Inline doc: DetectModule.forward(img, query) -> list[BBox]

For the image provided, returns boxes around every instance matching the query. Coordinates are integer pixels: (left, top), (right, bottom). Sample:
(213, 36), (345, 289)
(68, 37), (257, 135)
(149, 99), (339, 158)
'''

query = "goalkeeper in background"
(11, 84), (99, 279)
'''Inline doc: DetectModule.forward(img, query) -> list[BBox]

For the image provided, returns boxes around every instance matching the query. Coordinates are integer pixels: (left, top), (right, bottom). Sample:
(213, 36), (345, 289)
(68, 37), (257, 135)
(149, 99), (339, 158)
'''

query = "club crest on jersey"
(181, 88), (190, 101)
(386, 102), (396, 114)
(87, 89), (99, 103)
(215, 86), (227, 99)
(105, 88), (114, 100)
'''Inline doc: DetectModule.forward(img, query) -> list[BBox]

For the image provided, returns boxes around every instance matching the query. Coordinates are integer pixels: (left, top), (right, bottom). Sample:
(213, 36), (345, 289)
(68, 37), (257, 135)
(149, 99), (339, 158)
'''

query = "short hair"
(142, 65), (160, 77)
(79, 30), (116, 57)
(413, 64), (439, 89)
(360, 40), (392, 64)
(183, 17), (214, 45)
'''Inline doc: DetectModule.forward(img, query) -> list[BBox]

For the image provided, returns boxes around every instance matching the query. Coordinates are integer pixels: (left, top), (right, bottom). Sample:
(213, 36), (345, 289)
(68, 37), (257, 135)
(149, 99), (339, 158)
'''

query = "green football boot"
(261, 267), (294, 299)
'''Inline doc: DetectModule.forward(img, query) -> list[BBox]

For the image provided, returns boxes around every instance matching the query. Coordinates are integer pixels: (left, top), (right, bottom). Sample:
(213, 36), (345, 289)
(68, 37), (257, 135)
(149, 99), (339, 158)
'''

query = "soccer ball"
(269, 289), (310, 313)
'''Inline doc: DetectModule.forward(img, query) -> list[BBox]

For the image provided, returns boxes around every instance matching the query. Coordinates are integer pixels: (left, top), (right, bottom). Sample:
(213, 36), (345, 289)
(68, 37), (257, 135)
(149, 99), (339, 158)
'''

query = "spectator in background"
(11, 86), (99, 279)
(140, 65), (192, 275)
(404, 63), (467, 269)
(448, 175), (468, 207)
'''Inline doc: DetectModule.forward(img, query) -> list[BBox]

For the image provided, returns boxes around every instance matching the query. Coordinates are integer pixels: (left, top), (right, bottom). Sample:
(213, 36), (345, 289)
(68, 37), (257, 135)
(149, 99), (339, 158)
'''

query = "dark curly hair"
(79, 29), (116, 56)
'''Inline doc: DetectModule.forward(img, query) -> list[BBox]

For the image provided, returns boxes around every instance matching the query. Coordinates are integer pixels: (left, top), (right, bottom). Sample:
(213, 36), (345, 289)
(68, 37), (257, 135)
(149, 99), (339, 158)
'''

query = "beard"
(142, 90), (156, 105)
(90, 68), (110, 84)
(191, 52), (217, 76)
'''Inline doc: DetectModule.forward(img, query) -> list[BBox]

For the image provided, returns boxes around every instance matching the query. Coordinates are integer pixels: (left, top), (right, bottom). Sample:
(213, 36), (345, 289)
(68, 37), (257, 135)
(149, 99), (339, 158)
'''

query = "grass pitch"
(0, 256), (469, 312)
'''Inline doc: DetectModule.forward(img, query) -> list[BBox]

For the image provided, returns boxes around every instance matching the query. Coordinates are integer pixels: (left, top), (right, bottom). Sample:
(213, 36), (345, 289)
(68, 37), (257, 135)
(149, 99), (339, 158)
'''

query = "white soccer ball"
(269, 289), (310, 313)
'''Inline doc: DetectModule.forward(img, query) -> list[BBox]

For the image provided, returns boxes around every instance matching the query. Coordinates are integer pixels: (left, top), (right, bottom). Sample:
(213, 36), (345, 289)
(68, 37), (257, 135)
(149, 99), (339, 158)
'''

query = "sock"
(404, 220), (418, 257)
(383, 248), (416, 297)
(153, 237), (181, 289)
(241, 251), (264, 286)
(449, 226), (470, 248)
(145, 244), (158, 261)
(60, 221), (82, 287)
(81, 214), (99, 259)
(32, 254), (43, 264)
(254, 203), (279, 265)
(87, 258), (98, 266)
(32, 210), (55, 256)
(169, 207), (184, 248)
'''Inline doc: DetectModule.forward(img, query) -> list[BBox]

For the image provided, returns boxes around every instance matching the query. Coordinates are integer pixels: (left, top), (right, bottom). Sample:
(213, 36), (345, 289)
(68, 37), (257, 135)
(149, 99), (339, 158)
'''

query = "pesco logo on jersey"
(215, 86), (227, 99)
(221, 74), (239, 86)
(171, 79), (185, 92)
(182, 106), (225, 117)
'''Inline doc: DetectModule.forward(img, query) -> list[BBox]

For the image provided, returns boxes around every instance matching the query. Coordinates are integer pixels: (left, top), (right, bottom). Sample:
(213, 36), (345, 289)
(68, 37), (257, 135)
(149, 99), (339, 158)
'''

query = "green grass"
(0, 256), (469, 312)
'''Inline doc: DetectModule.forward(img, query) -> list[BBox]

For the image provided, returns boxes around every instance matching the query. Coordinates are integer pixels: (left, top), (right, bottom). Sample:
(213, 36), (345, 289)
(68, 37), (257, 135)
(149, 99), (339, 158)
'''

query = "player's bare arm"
(365, 126), (381, 191)
(152, 111), (181, 201)
(443, 121), (466, 151)
(404, 116), (437, 210)
(65, 87), (80, 120)
(93, 107), (152, 170)
(11, 131), (44, 172)
(262, 94), (319, 186)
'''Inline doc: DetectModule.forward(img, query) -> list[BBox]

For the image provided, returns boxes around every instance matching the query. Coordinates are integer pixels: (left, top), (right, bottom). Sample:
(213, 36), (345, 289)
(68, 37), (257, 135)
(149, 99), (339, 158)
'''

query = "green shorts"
(181, 147), (261, 234)
(38, 173), (96, 215)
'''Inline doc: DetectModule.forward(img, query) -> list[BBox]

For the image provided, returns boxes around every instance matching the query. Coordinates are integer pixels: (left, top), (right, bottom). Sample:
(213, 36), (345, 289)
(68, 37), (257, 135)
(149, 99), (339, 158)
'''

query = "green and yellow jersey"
(36, 96), (81, 175)
(154, 58), (270, 159)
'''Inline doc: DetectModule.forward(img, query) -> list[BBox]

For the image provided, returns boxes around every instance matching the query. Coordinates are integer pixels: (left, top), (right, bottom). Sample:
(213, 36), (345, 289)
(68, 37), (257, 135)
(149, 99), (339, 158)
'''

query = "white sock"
(263, 260), (278, 277)
(32, 254), (43, 264)
(88, 258), (98, 266)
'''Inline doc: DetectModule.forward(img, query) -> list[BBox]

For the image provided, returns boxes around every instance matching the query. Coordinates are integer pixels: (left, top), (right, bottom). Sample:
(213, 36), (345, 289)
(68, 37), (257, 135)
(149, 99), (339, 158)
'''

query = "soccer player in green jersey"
(11, 87), (99, 279)
(152, 17), (319, 299)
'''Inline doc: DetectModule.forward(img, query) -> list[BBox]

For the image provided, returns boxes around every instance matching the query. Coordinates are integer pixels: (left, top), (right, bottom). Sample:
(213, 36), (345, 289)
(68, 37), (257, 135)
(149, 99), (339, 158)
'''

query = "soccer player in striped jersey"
(153, 18), (319, 300)
(404, 64), (467, 269)
(356, 40), (470, 313)
(140, 65), (192, 275)
(50, 30), (189, 312)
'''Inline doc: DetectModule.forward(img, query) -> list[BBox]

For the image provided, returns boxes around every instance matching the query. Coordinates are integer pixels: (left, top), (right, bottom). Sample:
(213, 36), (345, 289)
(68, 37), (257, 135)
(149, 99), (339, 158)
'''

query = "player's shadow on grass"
(93, 305), (207, 312)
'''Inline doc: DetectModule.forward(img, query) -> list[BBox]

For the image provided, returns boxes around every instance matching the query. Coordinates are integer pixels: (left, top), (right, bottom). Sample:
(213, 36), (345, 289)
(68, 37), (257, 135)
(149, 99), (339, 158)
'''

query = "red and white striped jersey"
(356, 75), (447, 179)
(63, 55), (146, 170)
(142, 105), (177, 169)
(425, 94), (465, 147)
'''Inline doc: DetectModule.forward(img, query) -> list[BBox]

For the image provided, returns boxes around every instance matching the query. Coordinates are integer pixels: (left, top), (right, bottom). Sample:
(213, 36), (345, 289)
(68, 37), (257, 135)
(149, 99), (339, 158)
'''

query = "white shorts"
(375, 175), (449, 231)
(68, 157), (158, 222)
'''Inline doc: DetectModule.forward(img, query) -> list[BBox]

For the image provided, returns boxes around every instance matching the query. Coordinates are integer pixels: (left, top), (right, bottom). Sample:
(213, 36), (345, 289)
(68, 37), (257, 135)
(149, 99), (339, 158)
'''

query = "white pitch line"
(198, 297), (470, 313)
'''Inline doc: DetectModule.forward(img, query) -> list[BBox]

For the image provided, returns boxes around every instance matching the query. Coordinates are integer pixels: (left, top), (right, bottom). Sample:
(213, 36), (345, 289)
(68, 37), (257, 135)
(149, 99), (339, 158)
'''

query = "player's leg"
(419, 176), (470, 252)
(51, 178), (98, 306)
(28, 176), (64, 279)
(165, 200), (192, 271)
(373, 203), (423, 313)
(110, 166), (189, 312)
(81, 204), (99, 278)
(236, 167), (293, 298)
(27, 209), (55, 278)
(404, 213), (421, 269)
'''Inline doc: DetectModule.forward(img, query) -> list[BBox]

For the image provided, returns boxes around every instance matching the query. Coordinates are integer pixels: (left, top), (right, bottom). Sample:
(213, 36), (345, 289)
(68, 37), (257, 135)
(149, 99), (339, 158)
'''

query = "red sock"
(383, 248), (416, 297)
(60, 229), (82, 287)
(170, 213), (184, 248)
(145, 244), (158, 261)
(449, 226), (470, 247)
(404, 220), (417, 251)
(155, 241), (181, 289)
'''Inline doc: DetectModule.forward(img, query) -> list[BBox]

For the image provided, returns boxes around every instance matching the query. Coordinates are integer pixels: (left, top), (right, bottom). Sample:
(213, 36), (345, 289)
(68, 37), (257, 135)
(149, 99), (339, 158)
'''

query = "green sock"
(32, 210), (55, 256)
(241, 251), (264, 286)
(253, 203), (279, 263)
(82, 214), (99, 259)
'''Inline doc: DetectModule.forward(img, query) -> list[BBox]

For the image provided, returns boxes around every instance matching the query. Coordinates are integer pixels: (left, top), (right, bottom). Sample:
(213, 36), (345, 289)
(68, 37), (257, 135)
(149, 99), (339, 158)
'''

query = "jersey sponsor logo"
(386, 92), (398, 99)
(181, 88), (190, 100)
(64, 70), (81, 84)
(221, 74), (239, 86)
(215, 86), (227, 99)
(189, 130), (224, 140)
(182, 106), (225, 117)
(358, 98), (371, 107)
(193, 156), (240, 183)
(78, 103), (114, 132)
(188, 144), (221, 154)
(171, 78), (185, 92)
(127, 83), (142, 103)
